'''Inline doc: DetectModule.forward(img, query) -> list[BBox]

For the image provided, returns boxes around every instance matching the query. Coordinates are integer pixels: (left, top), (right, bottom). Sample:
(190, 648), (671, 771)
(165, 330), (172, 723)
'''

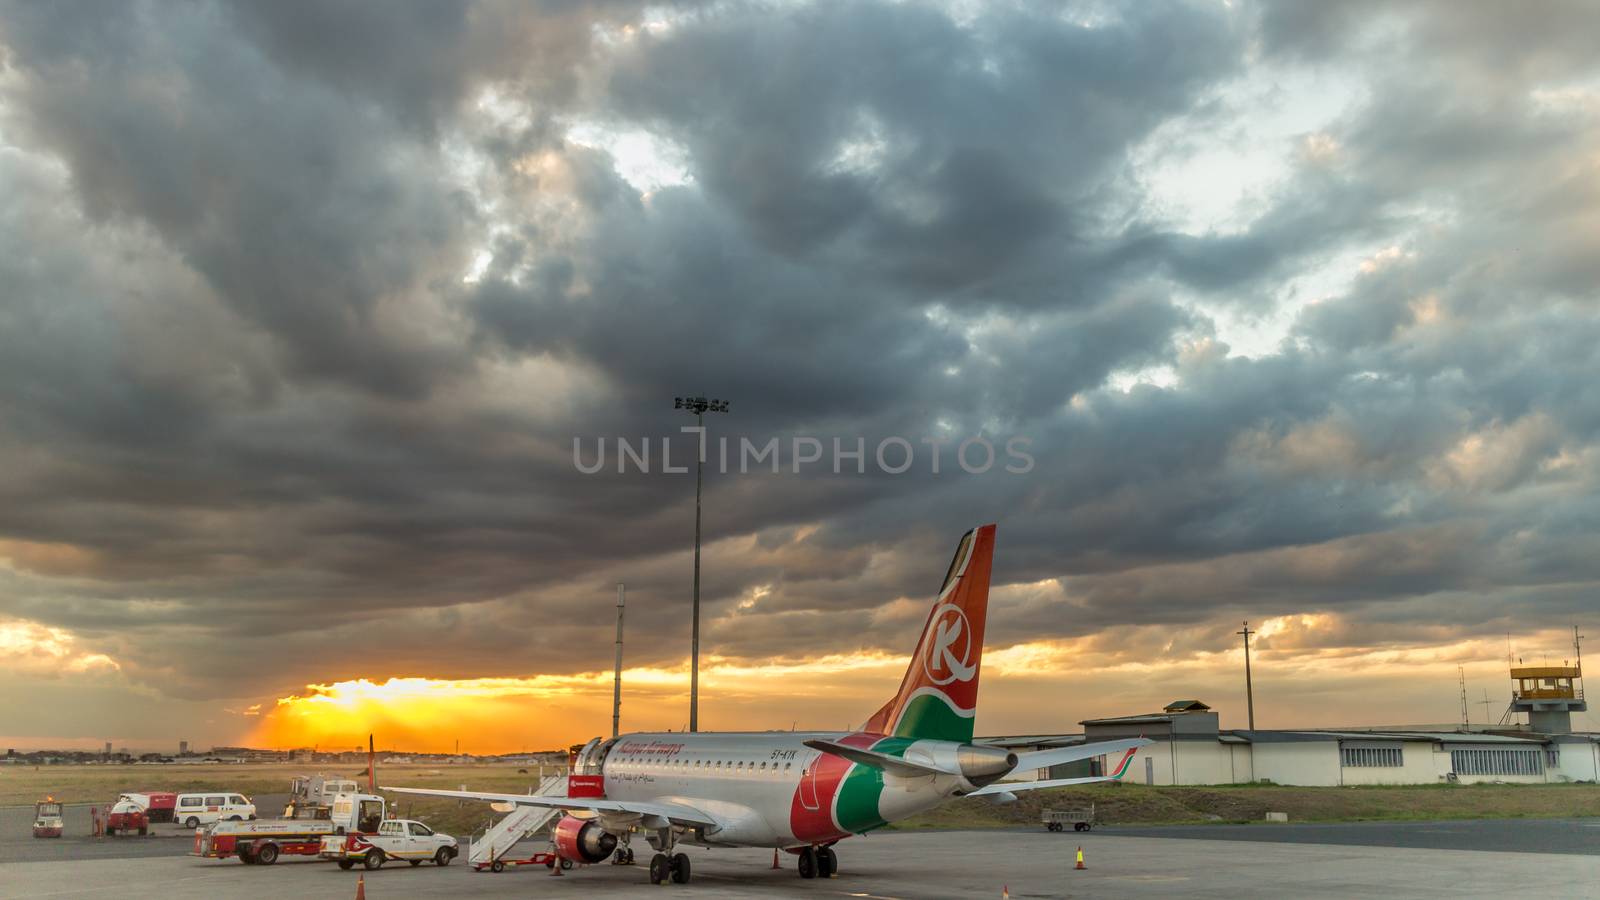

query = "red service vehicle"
(124, 791), (177, 824)
(32, 798), (64, 838)
(475, 850), (572, 874)
(193, 792), (387, 865)
(107, 795), (149, 836)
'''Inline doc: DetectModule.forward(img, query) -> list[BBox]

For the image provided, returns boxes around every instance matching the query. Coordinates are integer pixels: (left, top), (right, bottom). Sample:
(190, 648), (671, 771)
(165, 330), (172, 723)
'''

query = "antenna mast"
(1458, 665), (1470, 726)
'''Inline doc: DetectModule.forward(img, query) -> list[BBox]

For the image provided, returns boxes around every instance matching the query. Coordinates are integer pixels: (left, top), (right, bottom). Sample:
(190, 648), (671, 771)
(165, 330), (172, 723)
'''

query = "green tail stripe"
(892, 693), (974, 743)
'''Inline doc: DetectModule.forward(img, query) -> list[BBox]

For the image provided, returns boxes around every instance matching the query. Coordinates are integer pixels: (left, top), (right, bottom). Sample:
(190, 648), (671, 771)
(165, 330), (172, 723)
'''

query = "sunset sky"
(2, 1), (1598, 753)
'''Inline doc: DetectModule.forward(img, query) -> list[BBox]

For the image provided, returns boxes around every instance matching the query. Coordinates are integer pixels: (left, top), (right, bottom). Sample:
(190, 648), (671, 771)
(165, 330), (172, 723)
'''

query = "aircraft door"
(799, 754), (821, 811)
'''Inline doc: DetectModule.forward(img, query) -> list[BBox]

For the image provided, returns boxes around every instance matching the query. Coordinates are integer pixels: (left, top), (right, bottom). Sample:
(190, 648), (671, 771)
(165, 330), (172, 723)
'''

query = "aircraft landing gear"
(648, 851), (693, 884)
(798, 845), (837, 879)
(613, 846), (635, 865)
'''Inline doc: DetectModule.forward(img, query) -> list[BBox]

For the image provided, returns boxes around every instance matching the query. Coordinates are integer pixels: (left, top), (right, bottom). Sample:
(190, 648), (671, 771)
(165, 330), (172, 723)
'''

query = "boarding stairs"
(467, 774), (566, 867)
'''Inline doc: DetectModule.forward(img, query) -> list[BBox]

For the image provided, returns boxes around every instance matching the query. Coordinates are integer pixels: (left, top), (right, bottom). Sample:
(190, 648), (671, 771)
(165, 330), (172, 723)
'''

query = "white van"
(175, 792), (256, 829)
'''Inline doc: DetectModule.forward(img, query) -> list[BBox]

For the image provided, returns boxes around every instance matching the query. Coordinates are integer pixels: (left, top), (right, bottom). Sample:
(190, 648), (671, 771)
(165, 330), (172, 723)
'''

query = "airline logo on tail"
(924, 605), (976, 685)
(790, 524), (999, 843)
(863, 523), (995, 743)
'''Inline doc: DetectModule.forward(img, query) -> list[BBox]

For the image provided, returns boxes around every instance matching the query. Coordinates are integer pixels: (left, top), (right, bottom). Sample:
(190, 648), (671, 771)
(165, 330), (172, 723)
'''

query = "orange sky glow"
(247, 621), (1593, 753)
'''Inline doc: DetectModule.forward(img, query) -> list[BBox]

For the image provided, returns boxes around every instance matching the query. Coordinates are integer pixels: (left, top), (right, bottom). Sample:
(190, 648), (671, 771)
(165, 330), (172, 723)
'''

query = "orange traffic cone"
(1003, 886), (1011, 899)
(354, 874), (366, 900)
(772, 848), (781, 869)
(551, 856), (565, 876)
(1075, 846), (1086, 870)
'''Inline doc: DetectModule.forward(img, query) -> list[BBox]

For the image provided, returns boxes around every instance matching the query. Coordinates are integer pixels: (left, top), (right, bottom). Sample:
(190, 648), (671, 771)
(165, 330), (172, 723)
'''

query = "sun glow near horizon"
(246, 621), (1590, 754)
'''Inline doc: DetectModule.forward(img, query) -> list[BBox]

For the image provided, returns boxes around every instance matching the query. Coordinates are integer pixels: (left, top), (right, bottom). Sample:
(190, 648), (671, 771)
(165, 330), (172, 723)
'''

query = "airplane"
(387, 523), (1149, 885)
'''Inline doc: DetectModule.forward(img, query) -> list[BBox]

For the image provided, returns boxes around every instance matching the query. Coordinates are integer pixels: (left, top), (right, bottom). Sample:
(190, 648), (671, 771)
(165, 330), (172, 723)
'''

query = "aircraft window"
(785, 763), (792, 772)
(759, 762), (767, 771)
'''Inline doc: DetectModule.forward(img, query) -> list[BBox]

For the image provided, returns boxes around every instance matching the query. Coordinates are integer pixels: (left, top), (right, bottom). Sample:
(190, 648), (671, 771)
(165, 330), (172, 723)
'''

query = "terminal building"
(987, 662), (1598, 787)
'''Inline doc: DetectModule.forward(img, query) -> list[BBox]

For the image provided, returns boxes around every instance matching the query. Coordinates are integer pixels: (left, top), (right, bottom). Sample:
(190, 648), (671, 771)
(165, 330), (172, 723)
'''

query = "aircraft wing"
(380, 786), (721, 829)
(801, 739), (955, 777)
(1010, 737), (1150, 772)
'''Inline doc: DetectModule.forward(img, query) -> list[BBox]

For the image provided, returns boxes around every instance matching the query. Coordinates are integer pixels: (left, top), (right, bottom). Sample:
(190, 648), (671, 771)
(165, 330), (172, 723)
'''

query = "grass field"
(5, 763), (1598, 836)
(891, 781), (1600, 830)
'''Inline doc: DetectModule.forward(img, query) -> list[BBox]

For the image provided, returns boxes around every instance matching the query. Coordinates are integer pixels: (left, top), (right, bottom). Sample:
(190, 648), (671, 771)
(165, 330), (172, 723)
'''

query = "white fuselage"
(595, 731), (969, 847)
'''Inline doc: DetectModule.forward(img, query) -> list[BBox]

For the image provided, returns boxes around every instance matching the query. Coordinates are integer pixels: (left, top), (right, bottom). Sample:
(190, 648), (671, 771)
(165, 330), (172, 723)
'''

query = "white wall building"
(985, 699), (1600, 787)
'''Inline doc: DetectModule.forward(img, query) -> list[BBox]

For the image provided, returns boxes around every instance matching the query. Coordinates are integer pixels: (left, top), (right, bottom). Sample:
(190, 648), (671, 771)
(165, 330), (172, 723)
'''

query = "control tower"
(1508, 628), (1585, 733)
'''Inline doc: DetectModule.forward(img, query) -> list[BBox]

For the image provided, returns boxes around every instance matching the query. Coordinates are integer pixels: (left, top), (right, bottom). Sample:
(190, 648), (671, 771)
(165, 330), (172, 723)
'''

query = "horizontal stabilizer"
(1011, 737), (1149, 773)
(967, 741), (1144, 796)
(802, 740), (956, 778)
(968, 774), (1120, 796)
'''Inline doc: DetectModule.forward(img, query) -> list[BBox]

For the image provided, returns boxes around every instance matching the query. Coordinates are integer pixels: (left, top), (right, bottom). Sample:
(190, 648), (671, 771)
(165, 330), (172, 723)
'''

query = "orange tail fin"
(863, 524), (996, 742)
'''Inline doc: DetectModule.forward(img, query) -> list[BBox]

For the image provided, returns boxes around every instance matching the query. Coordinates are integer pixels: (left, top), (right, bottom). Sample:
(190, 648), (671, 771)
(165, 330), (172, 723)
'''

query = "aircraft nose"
(956, 745), (1017, 787)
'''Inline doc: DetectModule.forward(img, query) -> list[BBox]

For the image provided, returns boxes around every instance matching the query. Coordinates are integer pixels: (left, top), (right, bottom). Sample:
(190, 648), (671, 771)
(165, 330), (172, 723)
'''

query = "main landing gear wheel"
(614, 847), (636, 865)
(670, 852), (692, 884)
(649, 852), (671, 884)
(818, 847), (837, 878)
(798, 846), (818, 879)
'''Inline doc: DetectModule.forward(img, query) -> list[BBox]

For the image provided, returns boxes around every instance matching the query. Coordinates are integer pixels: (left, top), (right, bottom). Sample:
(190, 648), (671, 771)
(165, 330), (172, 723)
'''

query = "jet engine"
(552, 814), (617, 863)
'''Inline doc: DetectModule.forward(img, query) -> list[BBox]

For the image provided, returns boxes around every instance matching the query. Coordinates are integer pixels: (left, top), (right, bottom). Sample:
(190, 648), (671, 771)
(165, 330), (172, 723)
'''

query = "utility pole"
(612, 583), (626, 739)
(1476, 689), (1496, 723)
(674, 396), (729, 732)
(1237, 621), (1256, 730)
(1459, 665), (1470, 726)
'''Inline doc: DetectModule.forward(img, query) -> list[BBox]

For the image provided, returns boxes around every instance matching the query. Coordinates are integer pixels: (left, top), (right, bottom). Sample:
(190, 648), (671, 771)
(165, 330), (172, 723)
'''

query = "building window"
(1450, 748), (1543, 776)
(1545, 749), (1560, 767)
(1340, 747), (1403, 767)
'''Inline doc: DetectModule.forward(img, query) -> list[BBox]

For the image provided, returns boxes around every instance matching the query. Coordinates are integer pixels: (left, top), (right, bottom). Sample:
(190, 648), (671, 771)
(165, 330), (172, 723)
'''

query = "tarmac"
(2, 819), (1597, 899)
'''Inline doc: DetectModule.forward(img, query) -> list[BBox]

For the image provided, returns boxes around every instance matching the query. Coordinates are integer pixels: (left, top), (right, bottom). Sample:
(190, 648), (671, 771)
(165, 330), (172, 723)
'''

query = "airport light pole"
(612, 583), (625, 739)
(1237, 621), (1256, 730)
(674, 396), (729, 732)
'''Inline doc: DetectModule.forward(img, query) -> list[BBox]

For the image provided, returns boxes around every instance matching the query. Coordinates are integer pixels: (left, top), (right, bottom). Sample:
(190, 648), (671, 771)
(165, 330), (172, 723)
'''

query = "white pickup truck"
(319, 819), (458, 870)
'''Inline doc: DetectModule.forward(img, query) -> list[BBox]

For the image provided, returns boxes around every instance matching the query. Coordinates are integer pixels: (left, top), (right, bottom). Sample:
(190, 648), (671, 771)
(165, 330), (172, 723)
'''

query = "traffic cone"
(1075, 846), (1086, 870)
(354, 874), (365, 900)
(551, 856), (564, 876)
(1003, 886), (1010, 899)
(772, 848), (781, 869)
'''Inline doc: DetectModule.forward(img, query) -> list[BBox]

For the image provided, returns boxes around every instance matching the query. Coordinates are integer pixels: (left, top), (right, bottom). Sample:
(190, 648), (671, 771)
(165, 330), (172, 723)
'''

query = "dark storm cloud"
(0, 0), (1598, 718)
